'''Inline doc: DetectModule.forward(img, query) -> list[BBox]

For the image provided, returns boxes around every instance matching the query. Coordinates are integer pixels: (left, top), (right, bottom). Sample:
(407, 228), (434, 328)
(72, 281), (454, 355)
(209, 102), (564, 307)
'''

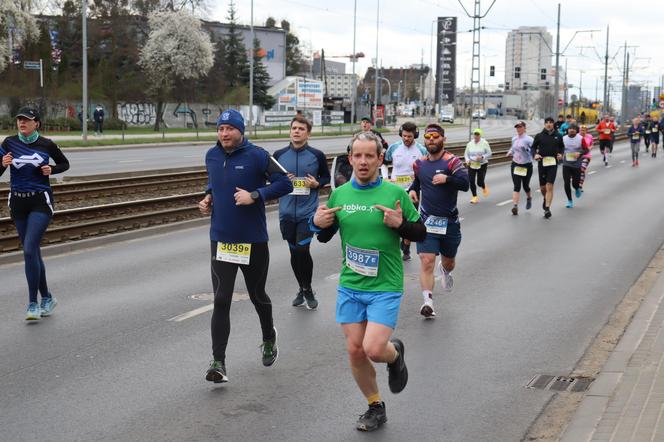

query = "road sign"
(23, 61), (41, 70)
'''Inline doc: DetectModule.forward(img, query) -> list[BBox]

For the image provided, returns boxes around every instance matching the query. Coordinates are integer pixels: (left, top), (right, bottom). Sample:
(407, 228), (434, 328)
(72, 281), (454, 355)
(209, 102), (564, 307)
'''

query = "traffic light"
(490, 66), (495, 77)
(540, 68), (547, 80)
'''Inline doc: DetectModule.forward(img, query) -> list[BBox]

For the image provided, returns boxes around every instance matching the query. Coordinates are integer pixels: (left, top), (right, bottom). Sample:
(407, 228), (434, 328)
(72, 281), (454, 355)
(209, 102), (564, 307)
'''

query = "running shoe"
(636, 160), (640, 166)
(511, 205), (518, 216)
(303, 289), (318, 310)
(39, 296), (57, 317)
(387, 339), (408, 394)
(575, 188), (582, 198)
(439, 262), (454, 292)
(261, 327), (278, 367)
(25, 302), (41, 321)
(470, 196), (479, 204)
(526, 198), (532, 210)
(482, 185), (489, 197)
(544, 209), (552, 219)
(205, 360), (228, 383)
(566, 200), (574, 209)
(632, 161), (636, 167)
(419, 301), (436, 318)
(292, 289), (305, 307)
(356, 402), (387, 432)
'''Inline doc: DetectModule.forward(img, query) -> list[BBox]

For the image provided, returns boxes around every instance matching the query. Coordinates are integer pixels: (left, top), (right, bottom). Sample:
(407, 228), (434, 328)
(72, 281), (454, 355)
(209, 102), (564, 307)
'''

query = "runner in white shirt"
(385, 122), (426, 261)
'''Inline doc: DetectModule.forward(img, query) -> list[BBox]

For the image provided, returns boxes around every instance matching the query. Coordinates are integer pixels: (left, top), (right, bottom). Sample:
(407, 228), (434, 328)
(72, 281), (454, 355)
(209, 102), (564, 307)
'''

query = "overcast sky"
(210, 0), (664, 107)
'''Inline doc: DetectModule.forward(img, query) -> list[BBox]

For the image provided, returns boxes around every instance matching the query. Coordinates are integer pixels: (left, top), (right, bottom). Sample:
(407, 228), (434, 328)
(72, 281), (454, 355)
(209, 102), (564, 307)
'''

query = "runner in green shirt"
(311, 131), (426, 432)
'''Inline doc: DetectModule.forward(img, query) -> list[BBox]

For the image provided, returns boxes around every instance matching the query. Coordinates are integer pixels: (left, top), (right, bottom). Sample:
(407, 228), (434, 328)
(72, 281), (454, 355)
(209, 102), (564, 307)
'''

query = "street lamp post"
(373, 0), (380, 125)
(350, 0), (358, 124)
(249, 0), (254, 133)
(82, 0), (88, 141)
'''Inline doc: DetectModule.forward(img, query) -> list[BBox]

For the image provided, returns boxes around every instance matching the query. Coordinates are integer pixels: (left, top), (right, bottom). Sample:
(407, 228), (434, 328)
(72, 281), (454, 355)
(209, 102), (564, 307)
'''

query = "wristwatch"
(250, 190), (260, 201)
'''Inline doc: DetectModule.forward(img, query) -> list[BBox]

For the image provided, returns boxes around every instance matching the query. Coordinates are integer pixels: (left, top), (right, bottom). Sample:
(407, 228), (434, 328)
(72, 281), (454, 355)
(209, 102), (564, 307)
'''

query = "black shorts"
(279, 219), (314, 246)
(538, 163), (558, 185)
(8, 191), (54, 220)
(599, 139), (611, 152)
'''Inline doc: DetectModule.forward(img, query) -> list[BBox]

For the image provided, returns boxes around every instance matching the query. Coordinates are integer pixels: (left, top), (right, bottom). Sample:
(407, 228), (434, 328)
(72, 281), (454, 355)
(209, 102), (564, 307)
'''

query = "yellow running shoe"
(470, 196), (479, 204)
(482, 185), (489, 197)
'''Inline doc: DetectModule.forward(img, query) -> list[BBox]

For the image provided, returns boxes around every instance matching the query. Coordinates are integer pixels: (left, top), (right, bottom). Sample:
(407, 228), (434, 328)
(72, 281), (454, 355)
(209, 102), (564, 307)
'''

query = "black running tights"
(562, 166), (581, 201)
(210, 242), (275, 362)
(468, 163), (488, 196)
(289, 243), (313, 290)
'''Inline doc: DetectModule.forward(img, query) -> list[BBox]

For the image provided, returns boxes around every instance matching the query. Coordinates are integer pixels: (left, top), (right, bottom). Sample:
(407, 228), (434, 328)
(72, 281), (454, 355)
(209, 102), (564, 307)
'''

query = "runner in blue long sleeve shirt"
(199, 109), (292, 384)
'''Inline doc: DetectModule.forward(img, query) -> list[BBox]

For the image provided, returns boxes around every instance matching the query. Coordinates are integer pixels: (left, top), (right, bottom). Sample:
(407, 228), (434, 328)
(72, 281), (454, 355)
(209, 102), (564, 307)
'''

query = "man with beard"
(408, 124), (469, 318)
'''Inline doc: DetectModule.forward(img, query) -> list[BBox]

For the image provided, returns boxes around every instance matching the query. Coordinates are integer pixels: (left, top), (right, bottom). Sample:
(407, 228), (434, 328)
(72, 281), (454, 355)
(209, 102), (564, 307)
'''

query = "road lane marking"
(589, 171), (597, 175)
(497, 199), (513, 207)
(183, 155), (201, 158)
(620, 160), (625, 164)
(118, 160), (144, 163)
(168, 304), (213, 322)
(606, 165), (613, 168)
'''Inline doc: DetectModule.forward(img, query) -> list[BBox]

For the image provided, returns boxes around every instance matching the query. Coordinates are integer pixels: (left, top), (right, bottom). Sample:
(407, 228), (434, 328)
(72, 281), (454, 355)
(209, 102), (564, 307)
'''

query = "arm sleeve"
(0, 140), (6, 178)
(396, 190), (425, 241)
(257, 153), (293, 201)
(49, 142), (70, 174)
(531, 135), (541, 154)
(463, 142), (471, 162)
(483, 140), (492, 160)
(408, 160), (421, 193)
(446, 157), (470, 192)
(314, 149), (331, 188)
(385, 143), (397, 162)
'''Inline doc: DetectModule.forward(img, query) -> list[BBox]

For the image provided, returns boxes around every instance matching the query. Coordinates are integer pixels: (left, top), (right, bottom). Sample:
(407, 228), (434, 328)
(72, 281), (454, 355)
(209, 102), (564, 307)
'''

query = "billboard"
(296, 79), (323, 109)
(435, 17), (457, 105)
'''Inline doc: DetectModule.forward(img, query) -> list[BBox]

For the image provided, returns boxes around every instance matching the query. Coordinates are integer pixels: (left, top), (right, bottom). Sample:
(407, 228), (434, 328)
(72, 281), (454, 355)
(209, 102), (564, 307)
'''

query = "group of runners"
(2, 104), (661, 433)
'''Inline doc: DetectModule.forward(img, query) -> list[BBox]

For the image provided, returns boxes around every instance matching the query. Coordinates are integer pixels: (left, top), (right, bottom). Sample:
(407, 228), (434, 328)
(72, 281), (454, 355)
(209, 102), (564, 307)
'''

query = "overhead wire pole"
(554, 3), (561, 116)
(82, 0), (88, 142)
(350, 0), (357, 124)
(373, 0), (380, 125)
(603, 25), (609, 114)
(249, 0), (254, 133)
(457, 0), (496, 138)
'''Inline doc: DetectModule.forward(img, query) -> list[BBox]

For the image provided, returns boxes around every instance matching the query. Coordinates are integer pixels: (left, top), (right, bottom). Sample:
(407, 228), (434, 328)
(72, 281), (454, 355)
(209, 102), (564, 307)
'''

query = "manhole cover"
(526, 375), (594, 393)
(188, 293), (249, 302)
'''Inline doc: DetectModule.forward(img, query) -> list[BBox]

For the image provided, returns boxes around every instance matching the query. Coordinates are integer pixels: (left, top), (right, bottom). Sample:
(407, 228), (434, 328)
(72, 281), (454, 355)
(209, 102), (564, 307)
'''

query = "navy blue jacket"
(273, 143), (330, 223)
(0, 135), (69, 193)
(205, 138), (293, 244)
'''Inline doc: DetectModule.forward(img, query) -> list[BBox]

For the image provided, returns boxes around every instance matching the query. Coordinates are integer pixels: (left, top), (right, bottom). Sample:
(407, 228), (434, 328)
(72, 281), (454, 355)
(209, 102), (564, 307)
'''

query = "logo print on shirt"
(342, 204), (375, 214)
(12, 153), (45, 169)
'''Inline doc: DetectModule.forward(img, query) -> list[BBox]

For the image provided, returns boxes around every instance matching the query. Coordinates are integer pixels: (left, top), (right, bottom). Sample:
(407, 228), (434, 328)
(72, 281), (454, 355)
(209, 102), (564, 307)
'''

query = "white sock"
(422, 290), (433, 304)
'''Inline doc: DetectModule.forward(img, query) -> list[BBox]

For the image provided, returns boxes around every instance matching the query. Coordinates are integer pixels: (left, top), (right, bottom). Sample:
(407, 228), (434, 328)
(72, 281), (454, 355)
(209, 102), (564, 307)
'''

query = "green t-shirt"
(327, 179), (420, 293)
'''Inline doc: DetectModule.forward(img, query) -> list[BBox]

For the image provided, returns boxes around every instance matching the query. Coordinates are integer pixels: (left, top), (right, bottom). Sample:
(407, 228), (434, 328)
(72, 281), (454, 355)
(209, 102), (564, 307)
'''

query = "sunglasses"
(423, 132), (442, 139)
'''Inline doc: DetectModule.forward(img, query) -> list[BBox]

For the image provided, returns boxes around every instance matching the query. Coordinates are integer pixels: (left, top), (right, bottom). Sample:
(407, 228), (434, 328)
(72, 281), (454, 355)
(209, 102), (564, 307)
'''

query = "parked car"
(439, 105), (455, 124)
(472, 110), (486, 120)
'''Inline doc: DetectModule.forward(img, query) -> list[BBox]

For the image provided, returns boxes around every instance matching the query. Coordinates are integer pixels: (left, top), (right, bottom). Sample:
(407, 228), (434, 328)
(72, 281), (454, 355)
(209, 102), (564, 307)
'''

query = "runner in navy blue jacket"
(0, 107), (69, 321)
(273, 115), (330, 309)
(199, 109), (292, 383)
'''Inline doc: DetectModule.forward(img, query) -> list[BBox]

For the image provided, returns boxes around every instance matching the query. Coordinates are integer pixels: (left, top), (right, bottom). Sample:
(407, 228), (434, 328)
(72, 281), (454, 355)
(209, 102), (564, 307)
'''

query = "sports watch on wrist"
(250, 190), (260, 201)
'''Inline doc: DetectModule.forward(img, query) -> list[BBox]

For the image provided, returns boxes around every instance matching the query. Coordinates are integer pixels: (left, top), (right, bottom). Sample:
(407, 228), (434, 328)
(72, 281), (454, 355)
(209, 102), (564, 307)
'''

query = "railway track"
(0, 133), (625, 253)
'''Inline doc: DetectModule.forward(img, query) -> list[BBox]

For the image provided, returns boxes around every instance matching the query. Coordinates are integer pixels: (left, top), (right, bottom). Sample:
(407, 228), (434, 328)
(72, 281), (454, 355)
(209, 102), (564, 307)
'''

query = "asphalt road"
(0, 119), (542, 183)
(1, 140), (661, 441)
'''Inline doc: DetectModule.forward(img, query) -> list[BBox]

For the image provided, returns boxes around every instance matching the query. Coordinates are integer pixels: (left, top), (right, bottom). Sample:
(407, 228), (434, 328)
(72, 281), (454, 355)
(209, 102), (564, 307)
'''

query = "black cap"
(514, 121), (526, 128)
(360, 115), (372, 123)
(15, 107), (40, 121)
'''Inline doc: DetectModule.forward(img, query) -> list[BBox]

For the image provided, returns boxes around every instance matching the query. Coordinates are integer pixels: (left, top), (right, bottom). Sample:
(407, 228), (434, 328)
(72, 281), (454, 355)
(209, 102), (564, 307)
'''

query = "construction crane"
(313, 50), (364, 103)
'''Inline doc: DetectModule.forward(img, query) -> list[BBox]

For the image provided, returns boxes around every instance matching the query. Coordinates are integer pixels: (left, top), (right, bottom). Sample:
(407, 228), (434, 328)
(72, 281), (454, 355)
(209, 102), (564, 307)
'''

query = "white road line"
(183, 155), (200, 158)
(589, 170), (597, 175)
(118, 159), (144, 164)
(168, 304), (214, 322)
(620, 160), (626, 164)
(496, 199), (513, 207)
(606, 165), (613, 168)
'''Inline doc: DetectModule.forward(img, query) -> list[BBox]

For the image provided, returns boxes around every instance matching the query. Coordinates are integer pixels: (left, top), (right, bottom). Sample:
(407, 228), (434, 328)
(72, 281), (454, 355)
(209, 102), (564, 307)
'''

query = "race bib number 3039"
(216, 242), (251, 265)
(345, 244), (379, 277)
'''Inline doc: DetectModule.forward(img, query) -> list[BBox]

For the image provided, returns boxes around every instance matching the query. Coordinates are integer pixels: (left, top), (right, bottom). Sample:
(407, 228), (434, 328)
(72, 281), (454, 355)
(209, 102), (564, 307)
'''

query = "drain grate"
(526, 375), (594, 393)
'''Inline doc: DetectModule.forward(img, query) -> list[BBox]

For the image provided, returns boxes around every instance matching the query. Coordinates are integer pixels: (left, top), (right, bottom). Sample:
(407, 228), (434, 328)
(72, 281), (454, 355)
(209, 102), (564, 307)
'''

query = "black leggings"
(510, 162), (532, 193)
(210, 242), (275, 362)
(563, 166), (581, 200)
(289, 243), (313, 290)
(468, 163), (488, 196)
(579, 157), (590, 188)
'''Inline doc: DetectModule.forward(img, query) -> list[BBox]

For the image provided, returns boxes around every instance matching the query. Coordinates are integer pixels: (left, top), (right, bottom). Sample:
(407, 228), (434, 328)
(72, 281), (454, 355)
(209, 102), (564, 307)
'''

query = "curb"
(560, 267), (664, 441)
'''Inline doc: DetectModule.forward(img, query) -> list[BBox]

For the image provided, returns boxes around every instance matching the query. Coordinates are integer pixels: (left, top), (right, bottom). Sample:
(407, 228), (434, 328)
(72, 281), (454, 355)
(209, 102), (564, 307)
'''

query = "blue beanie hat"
(216, 109), (245, 134)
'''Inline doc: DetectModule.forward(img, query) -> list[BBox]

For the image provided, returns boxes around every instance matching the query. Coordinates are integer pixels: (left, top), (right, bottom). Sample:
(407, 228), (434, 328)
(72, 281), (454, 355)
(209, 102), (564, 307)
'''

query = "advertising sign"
(435, 17), (457, 105)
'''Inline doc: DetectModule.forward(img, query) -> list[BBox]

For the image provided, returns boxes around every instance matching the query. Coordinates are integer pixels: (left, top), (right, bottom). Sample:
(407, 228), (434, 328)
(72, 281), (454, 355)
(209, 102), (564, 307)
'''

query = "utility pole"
(603, 25), (609, 114)
(82, 0), (88, 141)
(621, 42), (627, 125)
(249, 0), (254, 132)
(373, 0), (380, 125)
(350, 0), (357, 124)
(457, 0), (497, 137)
(554, 3), (561, 115)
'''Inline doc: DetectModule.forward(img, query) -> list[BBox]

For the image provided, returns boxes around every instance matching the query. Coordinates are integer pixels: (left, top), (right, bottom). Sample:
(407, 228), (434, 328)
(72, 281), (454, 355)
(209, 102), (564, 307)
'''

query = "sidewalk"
(561, 263), (664, 441)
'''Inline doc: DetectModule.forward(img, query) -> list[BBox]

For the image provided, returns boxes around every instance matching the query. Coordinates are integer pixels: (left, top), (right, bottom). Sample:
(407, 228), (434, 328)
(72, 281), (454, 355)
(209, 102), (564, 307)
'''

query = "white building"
(323, 73), (359, 99)
(505, 26), (553, 92)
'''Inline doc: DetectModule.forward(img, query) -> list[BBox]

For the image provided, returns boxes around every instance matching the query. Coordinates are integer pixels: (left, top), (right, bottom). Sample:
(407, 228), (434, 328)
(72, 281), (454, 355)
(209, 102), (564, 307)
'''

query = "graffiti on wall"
(117, 103), (156, 126)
